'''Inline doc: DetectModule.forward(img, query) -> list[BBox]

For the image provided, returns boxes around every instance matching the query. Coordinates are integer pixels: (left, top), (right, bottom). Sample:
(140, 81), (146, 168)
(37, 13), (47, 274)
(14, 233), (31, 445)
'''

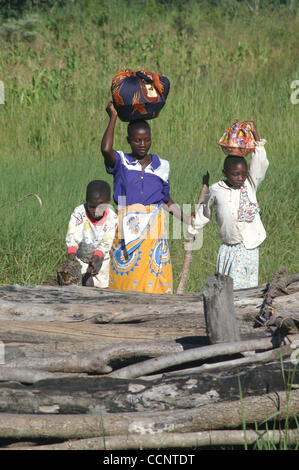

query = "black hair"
(127, 120), (151, 139)
(223, 155), (255, 188)
(86, 180), (111, 202)
(223, 155), (248, 172)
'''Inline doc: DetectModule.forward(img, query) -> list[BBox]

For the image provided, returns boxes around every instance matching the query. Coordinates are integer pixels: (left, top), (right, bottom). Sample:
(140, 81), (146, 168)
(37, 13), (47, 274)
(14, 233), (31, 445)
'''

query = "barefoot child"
(188, 122), (269, 289)
(101, 102), (191, 294)
(65, 180), (118, 288)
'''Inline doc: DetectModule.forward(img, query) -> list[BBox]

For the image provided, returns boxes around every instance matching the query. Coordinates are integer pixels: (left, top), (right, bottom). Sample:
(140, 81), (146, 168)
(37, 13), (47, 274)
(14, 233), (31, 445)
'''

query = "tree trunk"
(0, 389), (298, 441)
(203, 273), (240, 343)
(0, 361), (295, 415)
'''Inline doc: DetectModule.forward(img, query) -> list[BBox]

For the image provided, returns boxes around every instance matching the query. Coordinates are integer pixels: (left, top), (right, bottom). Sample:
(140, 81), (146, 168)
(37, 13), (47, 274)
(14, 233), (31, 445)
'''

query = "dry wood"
(176, 183), (209, 295)
(256, 270), (299, 327)
(109, 337), (277, 378)
(8, 428), (299, 450)
(7, 429), (299, 450)
(0, 280), (298, 338)
(1, 362), (294, 414)
(0, 367), (76, 384)
(0, 389), (297, 441)
(153, 344), (293, 378)
(3, 341), (183, 374)
(203, 273), (240, 343)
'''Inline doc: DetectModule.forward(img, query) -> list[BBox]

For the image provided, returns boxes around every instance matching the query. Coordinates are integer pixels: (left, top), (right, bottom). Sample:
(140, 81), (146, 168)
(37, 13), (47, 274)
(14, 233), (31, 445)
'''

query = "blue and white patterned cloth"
(216, 243), (259, 290)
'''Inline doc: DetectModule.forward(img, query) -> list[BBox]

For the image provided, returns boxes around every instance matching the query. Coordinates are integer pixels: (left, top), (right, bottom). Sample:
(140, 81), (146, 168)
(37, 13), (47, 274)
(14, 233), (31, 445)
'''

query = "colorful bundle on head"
(218, 120), (256, 157)
(111, 69), (170, 122)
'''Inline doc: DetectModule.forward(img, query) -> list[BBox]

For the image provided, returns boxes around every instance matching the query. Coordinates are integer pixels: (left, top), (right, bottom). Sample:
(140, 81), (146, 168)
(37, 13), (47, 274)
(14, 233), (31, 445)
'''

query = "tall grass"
(0, 0), (298, 290)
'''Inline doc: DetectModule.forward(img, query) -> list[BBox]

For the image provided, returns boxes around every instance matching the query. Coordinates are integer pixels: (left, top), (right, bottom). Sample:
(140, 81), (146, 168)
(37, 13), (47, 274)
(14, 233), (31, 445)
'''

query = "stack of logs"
(0, 270), (298, 450)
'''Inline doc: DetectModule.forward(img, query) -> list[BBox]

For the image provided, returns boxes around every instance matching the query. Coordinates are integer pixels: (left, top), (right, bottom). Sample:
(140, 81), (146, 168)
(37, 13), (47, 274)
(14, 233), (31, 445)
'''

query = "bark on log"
(203, 273), (240, 343)
(0, 389), (297, 440)
(10, 428), (299, 450)
(0, 367), (78, 384)
(2, 341), (183, 375)
(153, 345), (293, 378)
(0, 362), (295, 414)
(109, 337), (278, 379)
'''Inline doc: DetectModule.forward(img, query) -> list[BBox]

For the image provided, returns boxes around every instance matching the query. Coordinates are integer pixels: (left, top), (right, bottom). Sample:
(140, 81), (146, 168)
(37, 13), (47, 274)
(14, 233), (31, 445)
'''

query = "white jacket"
(66, 204), (118, 262)
(188, 140), (269, 249)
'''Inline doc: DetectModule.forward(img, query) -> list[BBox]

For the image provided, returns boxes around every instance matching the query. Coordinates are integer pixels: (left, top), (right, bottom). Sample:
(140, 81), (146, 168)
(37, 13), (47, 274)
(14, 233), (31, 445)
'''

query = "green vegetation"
(0, 0), (298, 290)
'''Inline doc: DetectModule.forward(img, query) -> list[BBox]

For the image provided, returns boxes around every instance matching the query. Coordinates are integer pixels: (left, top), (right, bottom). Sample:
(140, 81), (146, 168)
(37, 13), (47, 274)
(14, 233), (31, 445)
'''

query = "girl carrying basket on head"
(188, 121), (269, 290)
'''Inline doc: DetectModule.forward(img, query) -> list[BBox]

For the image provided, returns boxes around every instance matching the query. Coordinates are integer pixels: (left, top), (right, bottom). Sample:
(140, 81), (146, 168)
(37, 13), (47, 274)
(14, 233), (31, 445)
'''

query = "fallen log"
(11, 428), (299, 450)
(0, 367), (79, 384)
(109, 337), (279, 379)
(0, 362), (296, 414)
(0, 277), (298, 330)
(2, 341), (183, 375)
(0, 389), (298, 441)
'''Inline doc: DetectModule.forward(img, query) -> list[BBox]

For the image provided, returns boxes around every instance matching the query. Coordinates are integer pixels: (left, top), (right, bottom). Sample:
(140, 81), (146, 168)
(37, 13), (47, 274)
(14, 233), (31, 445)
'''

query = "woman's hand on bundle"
(106, 101), (118, 119)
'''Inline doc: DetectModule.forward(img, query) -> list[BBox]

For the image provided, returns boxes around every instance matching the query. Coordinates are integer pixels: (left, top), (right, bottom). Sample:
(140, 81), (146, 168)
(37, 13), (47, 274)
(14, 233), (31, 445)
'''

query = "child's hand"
(88, 255), (103, 275)
(202, 171), (210, 187)
(244, 121), (259, 141)
(106, 101), (118, 119)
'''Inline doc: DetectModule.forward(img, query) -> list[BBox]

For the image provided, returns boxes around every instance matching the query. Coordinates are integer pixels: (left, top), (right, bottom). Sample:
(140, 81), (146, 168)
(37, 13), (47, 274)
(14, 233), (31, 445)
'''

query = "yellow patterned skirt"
(109, 204), (173, 294)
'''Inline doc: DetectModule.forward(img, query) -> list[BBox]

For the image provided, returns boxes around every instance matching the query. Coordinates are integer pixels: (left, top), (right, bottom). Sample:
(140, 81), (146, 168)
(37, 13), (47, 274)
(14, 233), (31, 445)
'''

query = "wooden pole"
(176, 183), (209, 294)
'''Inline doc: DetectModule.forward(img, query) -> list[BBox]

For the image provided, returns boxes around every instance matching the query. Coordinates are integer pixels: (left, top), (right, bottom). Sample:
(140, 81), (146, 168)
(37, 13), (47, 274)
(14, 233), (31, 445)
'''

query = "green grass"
(0, 0), (298, 290)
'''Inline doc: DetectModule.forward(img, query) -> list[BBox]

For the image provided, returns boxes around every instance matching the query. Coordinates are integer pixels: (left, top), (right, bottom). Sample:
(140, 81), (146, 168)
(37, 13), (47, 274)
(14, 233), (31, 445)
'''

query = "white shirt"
(188, 140), (269, 249)
(66, 204), (118, 262)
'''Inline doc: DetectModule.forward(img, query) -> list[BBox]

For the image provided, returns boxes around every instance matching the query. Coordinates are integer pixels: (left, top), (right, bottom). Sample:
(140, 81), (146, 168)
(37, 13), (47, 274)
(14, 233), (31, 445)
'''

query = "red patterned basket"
(219, 120), (256, 156)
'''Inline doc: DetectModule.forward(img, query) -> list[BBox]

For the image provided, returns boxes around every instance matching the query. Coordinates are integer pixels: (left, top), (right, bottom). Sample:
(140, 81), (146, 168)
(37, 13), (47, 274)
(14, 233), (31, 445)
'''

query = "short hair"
(86, 180), (111, 202)
(223, 155), (248, 172)
(127, 120), (151, 138)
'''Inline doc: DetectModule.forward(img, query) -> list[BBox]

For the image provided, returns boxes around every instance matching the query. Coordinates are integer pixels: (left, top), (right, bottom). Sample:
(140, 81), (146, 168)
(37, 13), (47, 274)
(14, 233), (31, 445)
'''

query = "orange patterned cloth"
(111, 69), (170, 122)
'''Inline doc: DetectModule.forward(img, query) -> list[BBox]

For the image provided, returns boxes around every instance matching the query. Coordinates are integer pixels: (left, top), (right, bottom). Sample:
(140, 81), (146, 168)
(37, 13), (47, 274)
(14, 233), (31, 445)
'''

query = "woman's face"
(223, 162), (248, 188)
(127, 128), (152, 160)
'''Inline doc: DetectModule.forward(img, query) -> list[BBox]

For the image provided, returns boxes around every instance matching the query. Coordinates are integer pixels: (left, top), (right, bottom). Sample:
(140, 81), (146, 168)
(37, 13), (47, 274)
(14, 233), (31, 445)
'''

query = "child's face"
(127, 128), (151, 159)
(223, 162), (248, 189)
(86, 198), (110, 220)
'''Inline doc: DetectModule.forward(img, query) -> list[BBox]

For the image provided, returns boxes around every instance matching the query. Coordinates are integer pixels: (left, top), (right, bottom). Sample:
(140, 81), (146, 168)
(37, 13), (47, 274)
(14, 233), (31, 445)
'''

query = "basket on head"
(218, 120), (256, 156)
(111, 69), (170, 122)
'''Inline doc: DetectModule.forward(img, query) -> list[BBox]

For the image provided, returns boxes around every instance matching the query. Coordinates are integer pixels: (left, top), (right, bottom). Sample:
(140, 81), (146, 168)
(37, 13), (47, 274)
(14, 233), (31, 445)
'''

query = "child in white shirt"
(65, 180), (118, 288)
(188, 122), (269, 289)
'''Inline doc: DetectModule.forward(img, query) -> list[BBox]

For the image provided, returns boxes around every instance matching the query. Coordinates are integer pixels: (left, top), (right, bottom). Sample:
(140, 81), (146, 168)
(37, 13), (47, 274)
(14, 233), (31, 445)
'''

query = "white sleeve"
(249, 139), (269, 189)
(65, 210), (84, 250)
(94, 213), (118, 258)
(187, 191), (215, 236)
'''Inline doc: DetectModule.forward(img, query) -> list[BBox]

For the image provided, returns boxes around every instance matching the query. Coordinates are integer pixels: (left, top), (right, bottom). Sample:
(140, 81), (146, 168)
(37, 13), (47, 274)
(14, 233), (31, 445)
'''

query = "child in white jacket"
(188, 122), (269, 289)
(65, 180), (118, 288)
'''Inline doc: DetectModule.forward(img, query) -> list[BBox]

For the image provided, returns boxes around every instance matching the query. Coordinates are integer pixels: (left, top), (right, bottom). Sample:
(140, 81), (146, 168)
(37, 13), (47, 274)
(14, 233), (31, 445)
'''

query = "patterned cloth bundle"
(218, 120), (256, 156)
(111, 69), (170, 122)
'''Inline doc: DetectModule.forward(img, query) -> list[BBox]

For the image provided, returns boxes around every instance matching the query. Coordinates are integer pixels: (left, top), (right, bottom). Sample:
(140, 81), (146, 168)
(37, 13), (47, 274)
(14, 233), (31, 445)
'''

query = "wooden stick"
(8, 429), (299, 450)
(176, 183), (209, 294)
(109, 337), (276, 379)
